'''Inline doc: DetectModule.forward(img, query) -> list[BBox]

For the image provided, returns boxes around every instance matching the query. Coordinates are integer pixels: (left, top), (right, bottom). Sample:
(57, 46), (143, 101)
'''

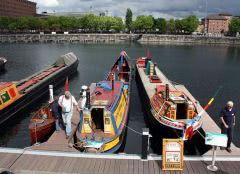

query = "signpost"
(162, 139), (184, 171)
(205, 132), (228, 172)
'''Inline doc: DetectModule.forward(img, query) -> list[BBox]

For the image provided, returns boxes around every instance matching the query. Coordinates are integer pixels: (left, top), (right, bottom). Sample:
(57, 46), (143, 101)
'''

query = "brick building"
(0, 0), (36, 17)
(204, 13), (232, 34)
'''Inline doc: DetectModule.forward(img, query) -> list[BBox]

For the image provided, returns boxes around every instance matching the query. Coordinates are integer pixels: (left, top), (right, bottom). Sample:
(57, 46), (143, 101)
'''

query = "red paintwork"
(17, 65), (63, 92)
(29, 105), (55, 144)
(92, 81), (122, 107)
(137, 57), (146, 68)
(156, 85), (166, 93)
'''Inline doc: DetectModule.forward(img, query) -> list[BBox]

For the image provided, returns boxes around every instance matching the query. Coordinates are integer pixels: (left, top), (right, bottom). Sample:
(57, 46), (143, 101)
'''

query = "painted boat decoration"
(0, 57), (7, 70)
(76, 51), (131, 153)
(136, 54), (202, 140)
(29, 104), (55, 144)
(0, 52), (78, 125)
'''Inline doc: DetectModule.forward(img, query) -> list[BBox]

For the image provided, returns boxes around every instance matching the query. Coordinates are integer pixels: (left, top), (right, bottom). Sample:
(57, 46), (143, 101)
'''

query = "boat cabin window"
(1, 91), (10, 103)
(176, 103), (187, 119)
(91, 108), (104, 131)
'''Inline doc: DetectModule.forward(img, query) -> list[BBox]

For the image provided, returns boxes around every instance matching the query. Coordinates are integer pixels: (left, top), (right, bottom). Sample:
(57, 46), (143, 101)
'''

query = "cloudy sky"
(33, 0), (240, 19)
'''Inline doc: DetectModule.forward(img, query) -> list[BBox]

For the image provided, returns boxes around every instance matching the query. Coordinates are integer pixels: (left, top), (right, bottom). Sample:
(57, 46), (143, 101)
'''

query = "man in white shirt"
(59, 91), (80, 139)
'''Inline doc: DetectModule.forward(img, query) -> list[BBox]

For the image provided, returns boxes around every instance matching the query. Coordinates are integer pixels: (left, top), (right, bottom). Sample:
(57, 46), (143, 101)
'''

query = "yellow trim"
(82, 112), (92, 133)
(0, 84), (20, 110)
(114, 89), (127, 128)
(103, 136), (120, 152)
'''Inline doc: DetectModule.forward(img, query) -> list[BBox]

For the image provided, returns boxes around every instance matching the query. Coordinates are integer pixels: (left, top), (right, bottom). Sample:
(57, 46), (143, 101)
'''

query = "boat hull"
(104, 95), (130, 153)
(29, 119), (55, 144)
(0, 56), (78, 125)
(135, 65), (185, 138)
(76, 51), (131, 153)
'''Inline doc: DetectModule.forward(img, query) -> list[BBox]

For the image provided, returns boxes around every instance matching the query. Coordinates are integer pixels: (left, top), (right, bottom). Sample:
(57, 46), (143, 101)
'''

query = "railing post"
(141, 128), (150, 160)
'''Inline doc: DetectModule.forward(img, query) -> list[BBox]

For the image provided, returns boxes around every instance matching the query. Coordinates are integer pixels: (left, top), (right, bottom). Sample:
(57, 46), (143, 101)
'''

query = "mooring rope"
(123, 124), (143, 136)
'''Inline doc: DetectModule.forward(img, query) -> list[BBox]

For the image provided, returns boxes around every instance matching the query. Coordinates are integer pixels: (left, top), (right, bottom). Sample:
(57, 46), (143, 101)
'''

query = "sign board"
(162, 139), (184, 171)
(205, 132), (227, 147)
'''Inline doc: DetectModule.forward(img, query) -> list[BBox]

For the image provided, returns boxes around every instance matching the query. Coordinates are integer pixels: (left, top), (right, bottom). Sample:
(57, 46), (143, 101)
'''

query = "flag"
(65, 77), (69, 91)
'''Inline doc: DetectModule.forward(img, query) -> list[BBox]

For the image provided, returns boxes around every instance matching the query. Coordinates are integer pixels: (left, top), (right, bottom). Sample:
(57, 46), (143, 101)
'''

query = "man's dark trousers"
(221, 124), (233, 148)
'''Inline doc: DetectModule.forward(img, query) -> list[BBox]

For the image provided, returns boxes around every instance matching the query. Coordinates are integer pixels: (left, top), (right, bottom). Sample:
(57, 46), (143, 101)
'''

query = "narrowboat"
(0, 57), (7, 70)
(0, 52), (78, 125)
(136, 55), (202, 140)
(29, 104), (55, 144)
(75, 51), (131, 153)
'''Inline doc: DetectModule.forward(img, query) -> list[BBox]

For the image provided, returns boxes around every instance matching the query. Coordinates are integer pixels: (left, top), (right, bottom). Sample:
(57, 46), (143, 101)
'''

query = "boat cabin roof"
(0, 82), (13, 91)
(90, 81), (123, 108)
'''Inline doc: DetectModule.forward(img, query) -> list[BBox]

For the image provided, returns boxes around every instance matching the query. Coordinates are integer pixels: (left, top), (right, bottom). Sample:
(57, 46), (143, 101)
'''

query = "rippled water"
(0, 43), (240, 155)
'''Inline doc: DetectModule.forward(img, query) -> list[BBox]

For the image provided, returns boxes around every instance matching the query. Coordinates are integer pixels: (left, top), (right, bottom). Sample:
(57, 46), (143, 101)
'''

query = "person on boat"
(220, 101), (236, 153)
(51, 96), (62, 131)
(59, 91), (80, 139)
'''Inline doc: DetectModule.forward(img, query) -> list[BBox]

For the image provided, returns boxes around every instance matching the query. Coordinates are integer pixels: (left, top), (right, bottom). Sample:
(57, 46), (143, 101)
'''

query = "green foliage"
(132, 15), (154, 32)
(166, 16), (198, 34)
(167, 19), (175, 34)
(183, 15), (199, 33)
(0, 14), (200, 34)
(125, 8), (133, 32)
(229, 17), (240, 35)
(154, 18), (167, 33)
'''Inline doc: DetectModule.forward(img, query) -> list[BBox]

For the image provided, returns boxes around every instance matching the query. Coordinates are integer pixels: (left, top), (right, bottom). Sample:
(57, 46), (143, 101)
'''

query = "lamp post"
(204, 0), (208, 34)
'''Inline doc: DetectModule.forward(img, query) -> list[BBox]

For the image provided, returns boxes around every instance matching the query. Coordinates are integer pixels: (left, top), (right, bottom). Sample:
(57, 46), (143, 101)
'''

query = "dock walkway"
(31, 105), (80, 152)
(1, 149), (240, 174)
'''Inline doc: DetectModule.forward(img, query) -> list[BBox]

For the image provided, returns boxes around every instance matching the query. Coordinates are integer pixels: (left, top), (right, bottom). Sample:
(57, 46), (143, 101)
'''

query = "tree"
(47, 16), (60, 31)
(28, 17), (41, 30)
(132, 15), (154, 32)
(155, 18), (167, 33)
(175, 19), (184, 33)
(167, 19), (175, 34)
(229, 17), (240, 36)
(183, 15), (199, 33)
(112, 17), (124, 32)
(16, 17), (29, 30)
(0, 17), (11, 30)
(125, 8), (133, 32)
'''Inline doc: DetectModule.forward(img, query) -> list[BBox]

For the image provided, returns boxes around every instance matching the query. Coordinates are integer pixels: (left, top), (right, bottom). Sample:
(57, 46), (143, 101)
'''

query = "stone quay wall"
(0, 34), (240, 45)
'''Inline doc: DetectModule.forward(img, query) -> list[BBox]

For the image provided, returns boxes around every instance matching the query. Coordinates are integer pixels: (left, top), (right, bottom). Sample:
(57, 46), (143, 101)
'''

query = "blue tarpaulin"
(96, 81), (112, 91)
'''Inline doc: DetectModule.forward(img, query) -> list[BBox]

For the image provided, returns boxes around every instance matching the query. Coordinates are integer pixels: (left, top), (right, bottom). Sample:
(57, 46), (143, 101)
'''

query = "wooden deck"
(31, 106), (80, 152)
(1, 151), (240, 174)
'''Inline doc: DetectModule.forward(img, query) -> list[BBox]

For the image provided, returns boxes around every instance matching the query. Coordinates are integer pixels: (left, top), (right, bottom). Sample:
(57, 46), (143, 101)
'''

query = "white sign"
(205, 132), (227, 147)
(166, 152), (181, 163)
(166, 142), (181, 151)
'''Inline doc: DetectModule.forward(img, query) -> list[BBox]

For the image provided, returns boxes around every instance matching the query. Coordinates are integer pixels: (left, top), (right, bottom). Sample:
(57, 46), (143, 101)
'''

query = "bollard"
(49, 85), (54, 103)
(141, 128), (150, 160)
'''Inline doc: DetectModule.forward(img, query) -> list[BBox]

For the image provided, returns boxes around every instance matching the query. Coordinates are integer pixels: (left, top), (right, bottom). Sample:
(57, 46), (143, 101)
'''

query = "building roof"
(206, 14), (228, 20)
(219, 12), (232, 16)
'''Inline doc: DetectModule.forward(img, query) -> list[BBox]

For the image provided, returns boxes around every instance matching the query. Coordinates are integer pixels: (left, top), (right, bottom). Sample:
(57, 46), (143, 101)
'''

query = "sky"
(33, 0), (240, 19)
